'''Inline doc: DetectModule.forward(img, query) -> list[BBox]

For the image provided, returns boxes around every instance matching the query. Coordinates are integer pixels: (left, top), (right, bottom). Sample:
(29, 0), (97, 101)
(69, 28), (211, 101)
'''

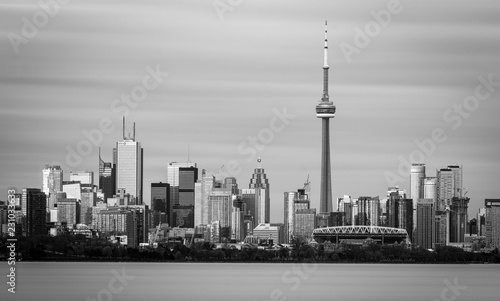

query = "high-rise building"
(449, 197), (469, 243)
(151, 182), (170, 226)
(416, 198), (435, 249)
(295, 209), (317, 240)
(194, 170), (215, 226)
(126, 204), (150, 246)
(224, 177), (239, 195)
(99, 148), (116, 202)
(207, 189), (232, 231)
(249, 158), (270, 223)
(386, 190), (413, 241)
(21, 188), (47, 236)
(477, 207), (486, 236)
(448, 165), (463, 197)
(172, 205), (194, 228)
(241, 188), (266, 228)
(167, 162), (198, 206)
(115, 118), (143, 204)
(485, 199), (500, 250)
(316, 21), (336, 214)
(232, 197), (246, 242)
(95, 207), (134, 244)
(57, 198), (80, 226)
(316, 212), (344, 228)
(80, 185), (96, 225)
(423, 177), (437, 204)
(283, 189), (309, 244)
(337, 195), (352, 225)
(437, 165), (462, 211)
(70, 171), (94, 186)
(42, 165), (63, 212)
(410, 163), (425, 230)
(356, 196), (380, 226)
(435, 210), (448, 246)
(63, 181), (82, 200)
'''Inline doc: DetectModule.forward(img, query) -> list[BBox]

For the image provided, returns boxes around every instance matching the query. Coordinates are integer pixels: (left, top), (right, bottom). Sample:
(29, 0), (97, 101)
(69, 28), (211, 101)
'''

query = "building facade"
(22, 188), (47, 236)
(249, 159), (270, 223)
(115, 140), (143, 204)
(42, 165), (63, 212)
(485, 199), (500, 249)
(416, 198), (435, 249)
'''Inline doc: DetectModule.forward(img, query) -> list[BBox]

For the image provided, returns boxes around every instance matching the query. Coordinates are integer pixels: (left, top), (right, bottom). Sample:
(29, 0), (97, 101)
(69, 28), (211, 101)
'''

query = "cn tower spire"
(322, 20), (329, 101)
(324, 20), (329, 68)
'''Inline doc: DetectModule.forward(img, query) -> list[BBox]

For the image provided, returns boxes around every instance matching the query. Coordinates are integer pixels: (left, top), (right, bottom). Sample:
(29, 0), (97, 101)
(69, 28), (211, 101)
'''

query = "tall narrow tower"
(316, 21), (336, 213)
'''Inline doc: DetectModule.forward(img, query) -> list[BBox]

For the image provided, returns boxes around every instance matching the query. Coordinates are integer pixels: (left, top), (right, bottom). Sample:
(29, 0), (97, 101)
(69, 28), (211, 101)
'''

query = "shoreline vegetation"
(2, 234), (499, 264)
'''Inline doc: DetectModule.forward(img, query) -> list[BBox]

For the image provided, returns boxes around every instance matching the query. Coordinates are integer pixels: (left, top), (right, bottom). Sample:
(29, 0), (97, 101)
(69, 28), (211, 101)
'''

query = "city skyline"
(2, 0), (500, 223)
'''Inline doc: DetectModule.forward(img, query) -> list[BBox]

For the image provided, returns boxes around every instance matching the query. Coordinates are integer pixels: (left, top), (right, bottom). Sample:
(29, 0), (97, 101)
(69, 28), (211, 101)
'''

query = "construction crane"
(303, 174), (311, 192)
(150, 223), (161, 248)
(190, 225), (198, 246)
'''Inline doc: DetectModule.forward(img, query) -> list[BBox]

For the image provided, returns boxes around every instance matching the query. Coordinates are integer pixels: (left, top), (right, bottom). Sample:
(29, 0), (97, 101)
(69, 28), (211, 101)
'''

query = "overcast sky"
(1, 0), (499, 222)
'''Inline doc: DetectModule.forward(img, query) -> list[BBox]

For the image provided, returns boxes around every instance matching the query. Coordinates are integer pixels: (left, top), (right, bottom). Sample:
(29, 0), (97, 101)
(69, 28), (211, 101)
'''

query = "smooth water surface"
(1, 262), (499, 300)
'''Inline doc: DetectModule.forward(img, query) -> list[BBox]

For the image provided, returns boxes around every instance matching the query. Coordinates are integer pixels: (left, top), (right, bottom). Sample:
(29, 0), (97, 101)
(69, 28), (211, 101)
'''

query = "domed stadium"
(312, 226), (411, 246)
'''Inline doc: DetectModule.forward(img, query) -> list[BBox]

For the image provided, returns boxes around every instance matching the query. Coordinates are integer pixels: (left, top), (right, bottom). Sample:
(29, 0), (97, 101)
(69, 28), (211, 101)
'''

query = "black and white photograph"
(1, 0), (500, 300)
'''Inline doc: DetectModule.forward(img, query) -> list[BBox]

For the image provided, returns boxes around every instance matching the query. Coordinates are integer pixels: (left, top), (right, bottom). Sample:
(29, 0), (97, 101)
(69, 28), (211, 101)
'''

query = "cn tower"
(316, 21), (336, 213)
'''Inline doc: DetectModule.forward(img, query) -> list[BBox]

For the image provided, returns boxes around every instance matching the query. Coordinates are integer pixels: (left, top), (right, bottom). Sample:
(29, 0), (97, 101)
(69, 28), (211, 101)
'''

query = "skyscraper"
(249, 158), (270, 223)
(294, 208), (317, 241)
(115, 118), (143, 204)
(22, 188), (47, 236)
(386, 190), (413, 241)
(99, 148), (115, 202)
(207, 189), (232, 230)
(80, 184), (96, 225)
(194, 170), (215, 226)
(423, 177), (437, 203)
(316, 21), (336, 214)
(42, 165), (63, 212)
(416, 198), (435, 249)
(232, 197), (246, 241)
(151, 182), (170, 226)
(437, 165), (462, 211)
(57, 198), (80, 226)
(410, 163), (425, 231)
(448, 165), (463, 197)
(485, 199), (500, 250)
(70, 171), (94, 186)
(356, 196), (380, 226)
(449, 197), (469, 243)
(167, 162), (198, 206)
(241, 188), (266, 228)
(283, 189), (309, 244)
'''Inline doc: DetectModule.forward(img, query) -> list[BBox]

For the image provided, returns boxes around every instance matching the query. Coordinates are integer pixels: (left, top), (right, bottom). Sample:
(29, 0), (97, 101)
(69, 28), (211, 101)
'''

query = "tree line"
(1, 235), (499, 263)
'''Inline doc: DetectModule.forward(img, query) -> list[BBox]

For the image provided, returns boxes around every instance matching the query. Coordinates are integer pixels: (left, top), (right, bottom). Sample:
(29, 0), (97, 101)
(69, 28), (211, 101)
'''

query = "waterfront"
(1, 262), (499, 300)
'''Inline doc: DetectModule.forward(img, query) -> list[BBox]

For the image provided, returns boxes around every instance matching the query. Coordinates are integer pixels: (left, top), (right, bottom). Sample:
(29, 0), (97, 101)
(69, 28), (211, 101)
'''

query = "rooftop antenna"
(257, 157), (262, 168)
(133, 122), (136, 141)
(122, 116), (125, 140)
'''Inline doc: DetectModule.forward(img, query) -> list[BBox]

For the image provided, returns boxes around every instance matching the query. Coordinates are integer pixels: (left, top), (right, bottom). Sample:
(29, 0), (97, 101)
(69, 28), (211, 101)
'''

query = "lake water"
(1, 262), (499, 301)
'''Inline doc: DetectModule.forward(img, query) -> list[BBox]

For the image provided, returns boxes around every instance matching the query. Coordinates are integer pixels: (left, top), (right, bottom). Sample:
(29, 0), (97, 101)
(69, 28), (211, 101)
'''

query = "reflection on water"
(1, 262), (498, 301)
